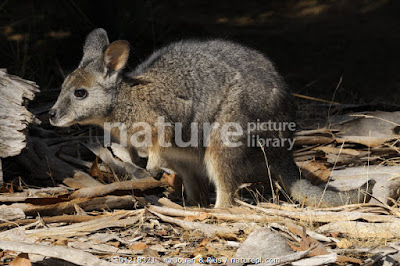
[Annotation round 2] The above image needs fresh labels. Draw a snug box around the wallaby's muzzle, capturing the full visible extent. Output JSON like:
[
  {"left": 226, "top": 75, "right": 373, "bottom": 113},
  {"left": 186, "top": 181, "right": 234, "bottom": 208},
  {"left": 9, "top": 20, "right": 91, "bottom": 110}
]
[
  {"left": 48, "top": 109, "right": 57, "bottom": 120},
  {"left": 48, "top": 108, "right": 59, "bottom": 126},
  {"left": 48, "top": 105, "right": 71, "bottom": 127}
]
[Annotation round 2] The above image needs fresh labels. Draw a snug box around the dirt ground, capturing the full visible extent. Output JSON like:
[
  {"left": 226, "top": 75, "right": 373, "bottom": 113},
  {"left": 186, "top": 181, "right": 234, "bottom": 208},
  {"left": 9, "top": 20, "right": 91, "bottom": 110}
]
[{"left": 1, "top": 0, "right": 400, "bottom": 105}]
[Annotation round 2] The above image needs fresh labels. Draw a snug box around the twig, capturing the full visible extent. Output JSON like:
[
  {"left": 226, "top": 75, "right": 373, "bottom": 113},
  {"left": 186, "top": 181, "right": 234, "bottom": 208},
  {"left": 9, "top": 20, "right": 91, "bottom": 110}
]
[
  {"left": 0, "top": 240, "right": 118, "bottom": 266},
  {"left": 148, "top": 208, "right": 235, "bottom": 237},
  {"left": 292, "top": 93, "right": 340, "bottom": 105},
  {"left": 0, "top": 214, "right": 102, "bottom": 229},
  {"left": 69, "top": 177, "right": 162, "bottom": 199}
]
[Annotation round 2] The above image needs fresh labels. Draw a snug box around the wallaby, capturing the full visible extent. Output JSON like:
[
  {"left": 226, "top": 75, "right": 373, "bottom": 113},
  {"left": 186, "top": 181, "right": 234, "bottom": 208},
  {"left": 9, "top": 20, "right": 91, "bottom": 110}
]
[{"left": 49, "top": 28, "right": 374, "bottom": 208}]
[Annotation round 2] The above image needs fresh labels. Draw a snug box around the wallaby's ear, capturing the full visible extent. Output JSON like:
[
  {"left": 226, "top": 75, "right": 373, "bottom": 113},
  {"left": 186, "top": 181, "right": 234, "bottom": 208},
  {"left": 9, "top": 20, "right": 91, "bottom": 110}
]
[
  {"left": 104, "top": 40, "right": 130, "bottom": 73},
  {"left": 80, "top": 28, "right": 109, "bottom": 66}
]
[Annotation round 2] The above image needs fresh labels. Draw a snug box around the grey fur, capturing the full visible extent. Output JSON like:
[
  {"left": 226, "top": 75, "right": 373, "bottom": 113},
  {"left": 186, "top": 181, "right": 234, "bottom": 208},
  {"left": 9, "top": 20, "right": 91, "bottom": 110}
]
[
  {"left": 79, "top": 28, "right": 109, "bottom": 68},
  {"left": 50, "top": 28, "right": 374, "bottom": 207}
]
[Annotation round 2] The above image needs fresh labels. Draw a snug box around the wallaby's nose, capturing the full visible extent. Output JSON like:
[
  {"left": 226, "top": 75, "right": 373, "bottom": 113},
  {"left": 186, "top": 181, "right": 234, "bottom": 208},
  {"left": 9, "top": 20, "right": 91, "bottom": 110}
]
[{"left": 48, "top": 109, "right": 57, "bottom": 119}]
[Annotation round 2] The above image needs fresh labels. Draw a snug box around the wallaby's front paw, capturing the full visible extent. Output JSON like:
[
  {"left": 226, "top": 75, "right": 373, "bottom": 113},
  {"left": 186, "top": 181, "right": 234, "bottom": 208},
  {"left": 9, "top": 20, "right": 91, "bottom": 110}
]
[
  {"left": 146, "top": 166, "right": 164, "bottom": 179},
  {"left": 214, "top": 193, "right": 235, "bottom": 208}
]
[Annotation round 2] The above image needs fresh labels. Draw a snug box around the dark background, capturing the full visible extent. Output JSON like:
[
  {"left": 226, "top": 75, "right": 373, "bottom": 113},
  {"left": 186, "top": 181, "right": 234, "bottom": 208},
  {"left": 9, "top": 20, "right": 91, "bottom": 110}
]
[{"left": 1, "top": 0, "right": 400, "bottom": 105}]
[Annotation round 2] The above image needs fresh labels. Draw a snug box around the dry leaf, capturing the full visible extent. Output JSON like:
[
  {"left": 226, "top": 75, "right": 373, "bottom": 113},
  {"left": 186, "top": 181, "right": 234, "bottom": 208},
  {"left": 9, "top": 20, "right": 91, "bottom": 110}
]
[
  {"left": 162, "top": 173, "right": 178, "bottom": 187},
  {"left": 336, "top": 136, "right": 390, "bottom": 148},
  {"left": 194, "top": 238, "right": 210, "bottom": 256},
  {"left": 285, "top": 222, "right": 304, "bottom": 237},
  {"left": 297, "top": 159, "right": 331, "bottom": 184},
  {"left": 158, "top": 197, "right": 184, "bottom": 209},
  {"left": 336, "top": 255, "right": 362, "bottom": 264},
  {"left": 54, "top": 238, "right": 68, "bottom": 246},
  {"left": 161, "top": 173, "right": 183, "bottom": 196},
  {"left": 199, "top": 238, "right": 209, "bottom": 247},
  {"left": 336, "top": 238, "right": 352, "bottom": 249},
  {"left": 169, "top": 250, "right": 180, "bottom": 256},
  {"left": 63, "top": 170, "right": 104, "bottom": 189},
  {"left": 74, "top": 204, "right": 87, "bottom": 216},
  {"left": 329, "top": 232, "right": 340, "bottom": 238},
  {"left": 156, "top": 229, "right": 168, "bottom": 236},
  {"left": 90, "top": 157, "right": 105, "bottom": 181},
  {"left": 216, "top": 232, "right": 238, "bottom": 241},
  {"left": 313, "top": 146, "right": 360, "bottom": 156},
  {"left": 286, "top": 222, "right": 329, "bottom": 257},
  {"left": 7, "top": 184, "right": 13, "bottom": 194},
  {"left": 333, "top": 111, "right": 400, "bottom": 140},
  {"left": 295, "top": 136, "right": 334, "bottom": 145},
  {"left": 107, "top": 241, "right": 121, "bottom": 248},
  {"left": 184, "top": 212, "right": 211, "bottom": 222},
  {"left": 131, "top": 242, "right": 148, "bottom": 251},
  {"left": 9, "top": 253, "right": 31, "bottom": 266}
]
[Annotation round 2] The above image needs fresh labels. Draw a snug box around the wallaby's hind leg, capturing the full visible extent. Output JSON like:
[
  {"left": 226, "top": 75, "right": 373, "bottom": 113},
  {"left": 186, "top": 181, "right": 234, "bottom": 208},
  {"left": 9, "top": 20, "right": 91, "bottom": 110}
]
[{"left": 204, "top": 146, "right": 243, "bottom": 208}]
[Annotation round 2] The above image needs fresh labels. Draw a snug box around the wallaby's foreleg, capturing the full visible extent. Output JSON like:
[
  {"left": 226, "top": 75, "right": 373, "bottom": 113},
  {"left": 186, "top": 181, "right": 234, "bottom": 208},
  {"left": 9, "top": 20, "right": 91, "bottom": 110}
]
[
  {"left": 171, "top": 162, "right": 210, "bottom": 206},
  {"left": 146, "top": 147, "right": 166, "bottom": 177},
  {"left": 181, "top": 173, "right": 210, "bottom": 206}
]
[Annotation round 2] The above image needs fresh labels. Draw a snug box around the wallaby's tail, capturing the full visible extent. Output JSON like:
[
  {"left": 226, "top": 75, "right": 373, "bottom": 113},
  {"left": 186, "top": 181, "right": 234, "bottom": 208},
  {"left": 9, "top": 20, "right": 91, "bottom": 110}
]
[
  {"left": 289, "top": 178, "right": 375, "bottom": 207},
  {"left": 275, "top": 157, "right": 375, "bottom": 207}
]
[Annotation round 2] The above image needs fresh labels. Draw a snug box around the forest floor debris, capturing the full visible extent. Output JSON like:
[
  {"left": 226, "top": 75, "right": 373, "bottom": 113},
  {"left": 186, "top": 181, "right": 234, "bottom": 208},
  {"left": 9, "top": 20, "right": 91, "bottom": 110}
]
[{"left": 1, "top": 105, "right": 400, "bottom": 264}]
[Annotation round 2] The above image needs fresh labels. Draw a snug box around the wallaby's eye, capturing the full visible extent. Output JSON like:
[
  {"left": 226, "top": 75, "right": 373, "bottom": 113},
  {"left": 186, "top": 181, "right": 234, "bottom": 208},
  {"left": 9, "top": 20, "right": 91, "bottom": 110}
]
[{"left": 73, "top": 89, "right": 88, "bottom": 99}]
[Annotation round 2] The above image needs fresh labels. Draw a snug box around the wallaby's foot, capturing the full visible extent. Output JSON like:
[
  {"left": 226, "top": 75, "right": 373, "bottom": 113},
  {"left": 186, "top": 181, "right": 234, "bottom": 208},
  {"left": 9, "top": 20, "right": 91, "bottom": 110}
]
[{"left": 214, "top": 190, "right": 235, "bottom": 208}]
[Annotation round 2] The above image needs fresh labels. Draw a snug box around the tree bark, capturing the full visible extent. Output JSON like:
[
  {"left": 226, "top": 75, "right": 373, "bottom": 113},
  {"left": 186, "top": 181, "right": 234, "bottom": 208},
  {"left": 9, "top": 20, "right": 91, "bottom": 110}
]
[{"left": 0, "top": 69, "right": 40, "bottom": 184}]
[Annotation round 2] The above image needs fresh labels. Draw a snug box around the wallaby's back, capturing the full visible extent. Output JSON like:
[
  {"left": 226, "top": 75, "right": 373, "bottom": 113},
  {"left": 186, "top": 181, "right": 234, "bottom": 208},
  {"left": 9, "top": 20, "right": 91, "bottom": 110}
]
[{"left": 132, "top": 39, "right": 290, "bottom": 116}]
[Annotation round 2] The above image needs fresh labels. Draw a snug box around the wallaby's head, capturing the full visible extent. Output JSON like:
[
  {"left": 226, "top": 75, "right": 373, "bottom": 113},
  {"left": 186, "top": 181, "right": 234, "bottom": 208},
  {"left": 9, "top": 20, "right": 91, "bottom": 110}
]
[{"left": 49, "top": 28, "right": 129, "bottom": 127}]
